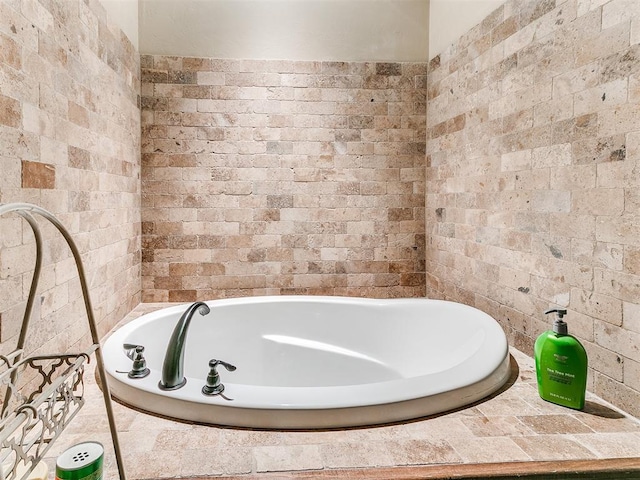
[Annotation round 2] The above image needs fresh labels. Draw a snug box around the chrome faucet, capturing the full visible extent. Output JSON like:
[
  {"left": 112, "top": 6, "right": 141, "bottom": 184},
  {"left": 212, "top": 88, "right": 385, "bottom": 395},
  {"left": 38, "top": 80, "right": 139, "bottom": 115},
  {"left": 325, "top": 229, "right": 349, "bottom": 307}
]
[{"left": 159, "top": 301, "right": 210, "bottom": 390}]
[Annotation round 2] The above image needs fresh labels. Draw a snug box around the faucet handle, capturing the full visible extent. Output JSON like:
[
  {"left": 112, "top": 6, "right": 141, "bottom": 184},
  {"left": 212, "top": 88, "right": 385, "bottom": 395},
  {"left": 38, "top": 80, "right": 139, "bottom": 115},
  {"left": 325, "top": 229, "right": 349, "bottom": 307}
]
[
  {"left": 123, "top": 343, "right": 143, "bottom": 360},
  {"left": 210, "top": 359, "right": 237, "bottom": 372},
  {"left": 202, "top": 359, "right": 236, "bottom": 396},
  {"left": 128, "top": 346, "right": 151, "bottom": 379}
]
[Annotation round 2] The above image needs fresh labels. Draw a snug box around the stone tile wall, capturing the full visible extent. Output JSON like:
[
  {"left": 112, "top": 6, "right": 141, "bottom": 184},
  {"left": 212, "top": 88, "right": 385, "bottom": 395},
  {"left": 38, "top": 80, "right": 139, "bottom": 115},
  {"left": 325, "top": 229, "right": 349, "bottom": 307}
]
[
  {"left": 0, "top": 0, "right": 140, "bottom": 356},
  {"left": 426, "top": 0, "right": 640, "bottom": 416},
  {"left": 140, "top": 56, "right": 426, "bottom": 301}
]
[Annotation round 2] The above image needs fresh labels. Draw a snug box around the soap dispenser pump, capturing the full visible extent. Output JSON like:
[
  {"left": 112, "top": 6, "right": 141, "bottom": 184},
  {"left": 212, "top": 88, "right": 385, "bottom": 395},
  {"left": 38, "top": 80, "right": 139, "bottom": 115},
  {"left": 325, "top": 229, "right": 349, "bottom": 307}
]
[{"left": 534, "top": 308, "right": 588, "bottom": 410}]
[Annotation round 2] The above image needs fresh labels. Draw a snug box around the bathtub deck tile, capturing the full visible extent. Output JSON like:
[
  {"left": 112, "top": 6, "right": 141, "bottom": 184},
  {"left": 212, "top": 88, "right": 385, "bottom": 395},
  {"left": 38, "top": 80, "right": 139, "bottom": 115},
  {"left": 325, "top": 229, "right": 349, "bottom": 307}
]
[
  {"left": 446, "top": 405, "right": 486, "bottom": 418},
  {"left": 41, "top": 303, "right": 640, "bottom": 479},
  {"left": 121, "top": 449, "right": 186, "bottom": 479},
  {"left": 180, "top": 447, "right": 254, "bottom": 476},
  {"left": 572, "top": 403, "right": 640, "bottom": 432},
  {"left": 217, "top": 447, "right": 255, "bottom": 475},
  {"left": 60, "top": 410, "right": 138, "bottom": 435},
  {"left": 386, "top": 438, "right": 462, "bottom": 466},
  {"left": 401, "top": 417, "right": 474, "bottom": 440},
  {"left": 219, "top": 428, "right": 299, "bottom": 447},
  {"left": 511, "top": 435, "right": 598, "bottom": 461},
  {"left": 460, "top": 415, "right": 535, "bottom": 437},
  {"left": 319, "top": 441, "right": 397, "bottom": 469},
  {"left": 254, "top": 445, "right": 324, "bottom": 472},
  {"left": 127, "top": 411, "right": 194, "bottom": 431},
  {"left": 517, "top": 414, "right": 595, "bottom": 434},
  {"left": 572, "top": 432, "right": 640, "bottom": 458},
  {"left": 279, "top": 427, "right": 400, "bottom": 447},
  {"left": 179, "top": 450, "right": 226, "bottom": 478},
  {"left": 522, "top": 390, "right": 590, "bottom": 415},
  {"left": 448, "top": 436, "right": 531, "bottom": 463},
  {"left": 153, "top": 427, "right": 223, "bottom": 450},
  {"left": 475, "top": 394, "right": 543, "bottom": 417}
]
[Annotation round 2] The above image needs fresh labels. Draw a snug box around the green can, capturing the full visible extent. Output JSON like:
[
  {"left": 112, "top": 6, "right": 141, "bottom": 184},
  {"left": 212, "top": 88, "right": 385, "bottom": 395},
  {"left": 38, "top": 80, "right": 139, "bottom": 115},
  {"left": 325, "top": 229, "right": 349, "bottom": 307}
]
[{"left": 55, "top": 442, "right": 103, "bottom": 480}]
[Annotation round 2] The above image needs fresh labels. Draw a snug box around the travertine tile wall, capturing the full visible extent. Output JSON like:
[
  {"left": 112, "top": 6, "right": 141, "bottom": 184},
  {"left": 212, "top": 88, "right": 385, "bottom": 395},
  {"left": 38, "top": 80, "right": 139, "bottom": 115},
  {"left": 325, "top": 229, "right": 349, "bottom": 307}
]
[
  {"left": 426, "top": 0, "right": 640, "bottom": 416},
  {"left": 0, "top": 0, "right": 141, "bottom": 356},
  {"left": 140, "top": 56, "right": 426, "bottom": 301}
]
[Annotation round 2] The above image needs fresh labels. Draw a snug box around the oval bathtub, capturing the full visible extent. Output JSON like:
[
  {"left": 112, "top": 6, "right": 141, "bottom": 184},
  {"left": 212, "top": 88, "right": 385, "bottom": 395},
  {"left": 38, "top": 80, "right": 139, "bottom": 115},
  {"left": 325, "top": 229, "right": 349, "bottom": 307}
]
[{"left": 102, "top": 296, "right": 511, "bottom": 429}]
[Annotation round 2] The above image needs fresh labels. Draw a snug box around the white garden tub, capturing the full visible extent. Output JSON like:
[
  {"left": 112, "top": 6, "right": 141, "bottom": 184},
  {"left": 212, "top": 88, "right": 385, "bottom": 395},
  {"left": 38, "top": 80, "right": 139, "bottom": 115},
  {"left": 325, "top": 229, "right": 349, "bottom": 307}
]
[{"left": 102, "top": 296, "right": 511, "bottom": 429}]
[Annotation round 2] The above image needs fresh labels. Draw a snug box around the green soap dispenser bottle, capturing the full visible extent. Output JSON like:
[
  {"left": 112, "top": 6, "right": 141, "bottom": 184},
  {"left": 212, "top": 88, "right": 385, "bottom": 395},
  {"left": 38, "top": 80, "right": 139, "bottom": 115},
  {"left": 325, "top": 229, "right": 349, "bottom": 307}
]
[{"left": 534, "top": 309, "right": 587, "bottom": 410}]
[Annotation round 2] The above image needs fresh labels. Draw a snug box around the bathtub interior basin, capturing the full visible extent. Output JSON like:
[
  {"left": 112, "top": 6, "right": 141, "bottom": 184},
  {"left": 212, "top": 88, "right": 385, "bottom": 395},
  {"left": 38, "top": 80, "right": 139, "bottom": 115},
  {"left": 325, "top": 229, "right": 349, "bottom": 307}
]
[{"left": 103, "top": 296, "right": 511, "bottom": 429}]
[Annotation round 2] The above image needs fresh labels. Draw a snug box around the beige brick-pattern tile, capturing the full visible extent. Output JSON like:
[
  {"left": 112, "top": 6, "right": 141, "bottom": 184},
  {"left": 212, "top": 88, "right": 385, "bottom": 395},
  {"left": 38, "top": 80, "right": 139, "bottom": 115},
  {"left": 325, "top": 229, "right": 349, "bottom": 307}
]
[
  {"left": 21, "top": 160, "right": 55, "bottom": 189},
  {"left": 141, "top": 57, "right": 426, "bottom": 300},
  {"left": 427, "top": 0, "right": 640, "bottom": 417},
  {"left": 0, "top": 0, "right": 140, "bottom": 357}
]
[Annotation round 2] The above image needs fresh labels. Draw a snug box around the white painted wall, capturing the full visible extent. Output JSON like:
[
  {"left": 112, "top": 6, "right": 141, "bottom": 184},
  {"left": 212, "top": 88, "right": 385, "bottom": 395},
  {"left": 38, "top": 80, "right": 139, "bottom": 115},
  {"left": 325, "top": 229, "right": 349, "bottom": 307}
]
[
  {"left": 102, "top": 0, "right": 139, "bottom": 50},
  {"left": 102, "top": 0, "right": 506, "bottom": 65},
  {"left": 138, "top": 0, "right": 429, "bottom": 62},
  {"left": 429, "top": 0, "right": 505, "bottom": 59}
]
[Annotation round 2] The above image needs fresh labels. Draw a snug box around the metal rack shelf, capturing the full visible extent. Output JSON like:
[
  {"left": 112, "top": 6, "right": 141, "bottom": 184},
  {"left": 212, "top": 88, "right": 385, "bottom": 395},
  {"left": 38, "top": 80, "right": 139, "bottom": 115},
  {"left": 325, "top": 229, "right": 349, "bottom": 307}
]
[{"left": 0, "top": 203, "right": 126, "bottom": 480}]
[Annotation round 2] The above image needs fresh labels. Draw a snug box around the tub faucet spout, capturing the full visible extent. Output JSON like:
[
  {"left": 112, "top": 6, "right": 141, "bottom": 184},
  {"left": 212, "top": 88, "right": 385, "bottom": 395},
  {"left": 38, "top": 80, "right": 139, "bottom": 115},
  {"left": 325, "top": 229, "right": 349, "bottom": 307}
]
[{"left": 159, "top": 301, "right": 210, "bottom": 390}]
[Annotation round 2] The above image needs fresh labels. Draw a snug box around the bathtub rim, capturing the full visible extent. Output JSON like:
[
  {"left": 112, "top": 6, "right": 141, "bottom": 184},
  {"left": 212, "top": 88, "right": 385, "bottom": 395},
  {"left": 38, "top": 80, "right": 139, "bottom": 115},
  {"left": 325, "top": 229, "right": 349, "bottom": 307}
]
[
  {"left": 105, "top": 352, "right": 512, "bottom": 429},
  {"left": 102, "top": 296, "right": 512, "bottom": 429}
]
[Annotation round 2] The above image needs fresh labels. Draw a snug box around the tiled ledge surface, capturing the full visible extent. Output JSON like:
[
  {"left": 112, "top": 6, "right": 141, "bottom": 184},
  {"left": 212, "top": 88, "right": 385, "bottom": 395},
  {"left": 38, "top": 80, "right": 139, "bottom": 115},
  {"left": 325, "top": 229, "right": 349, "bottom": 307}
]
[{"left": 44, "top": 304, "right": 640, "bottom": 479}]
